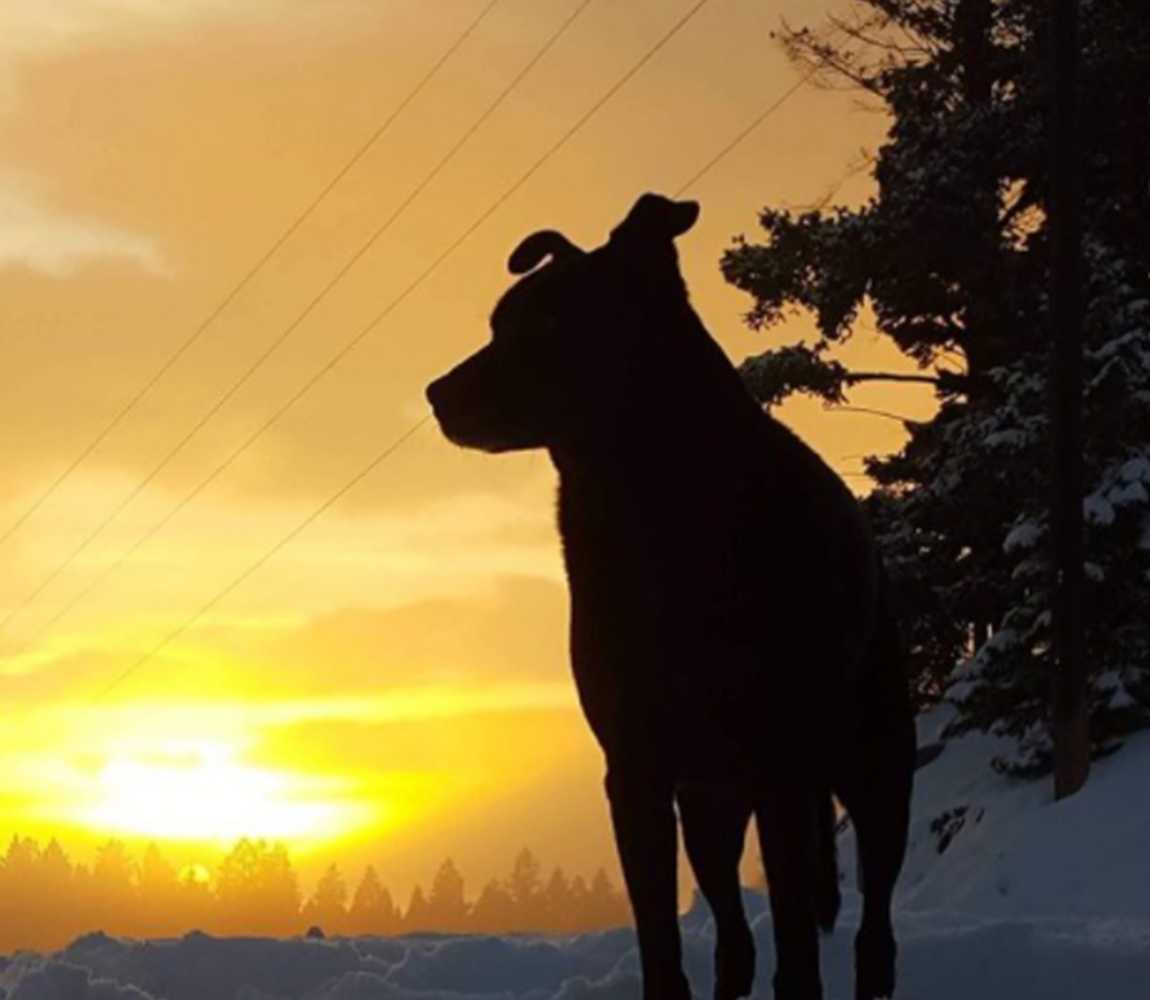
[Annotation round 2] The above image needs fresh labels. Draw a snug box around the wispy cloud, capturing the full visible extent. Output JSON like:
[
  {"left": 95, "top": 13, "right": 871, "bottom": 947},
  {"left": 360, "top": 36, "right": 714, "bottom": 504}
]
[
  {"left": 0, "top": 182, "right": 167, "bottom": 276},
  {"left": 0, "top": 1, "right": 280, "bottom": 54},
  {"left": 0, "top": 2, "right": 300, "bottom": 109}
]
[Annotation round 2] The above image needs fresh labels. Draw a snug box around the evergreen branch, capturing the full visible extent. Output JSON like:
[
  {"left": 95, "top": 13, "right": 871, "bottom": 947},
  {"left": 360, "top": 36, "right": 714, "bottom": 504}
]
[
  {"left": 825, "top": 404, "right": 924, "bottom": 424},
  {"left": 845, "top": 371, "right": 947, "bottom": 387}
]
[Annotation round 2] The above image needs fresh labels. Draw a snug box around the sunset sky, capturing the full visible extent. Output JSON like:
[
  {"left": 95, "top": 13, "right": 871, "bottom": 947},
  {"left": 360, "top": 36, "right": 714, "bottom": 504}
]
[{"left": 0, "top": 0, "right": 935, "bottom": 895}]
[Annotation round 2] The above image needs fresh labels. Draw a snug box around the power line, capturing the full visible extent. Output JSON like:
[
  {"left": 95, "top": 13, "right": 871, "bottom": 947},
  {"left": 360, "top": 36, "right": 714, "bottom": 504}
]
[
  {"left": 94, "top": 416, "right": 433, "bottom": 700},
  {"left": 0, "top": 0, "right": 501, "bottom": 556},
  {"left": 1, "top": 0, "right": 594, "bottom": 634},
  {"left": 88, "top": 25, "right": 816, "bottom": 700},
  {"left": 86, "top": 0, "right": 715, "bottom": 696},
  {"left": 30, "top": 0, "right": 708, "bottom": 641},
  {"left": 675, "top": 69, "right": 814, "bottom": 197}
]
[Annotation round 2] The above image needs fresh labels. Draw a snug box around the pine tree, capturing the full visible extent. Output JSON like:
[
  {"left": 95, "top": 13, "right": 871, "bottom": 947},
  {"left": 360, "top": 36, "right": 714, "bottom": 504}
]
[
  {"left": 39, "top": 838, "right": 72, "bottom": 892},
  {"left": 470, "top": 878, "right": 515, "bottom": 933},
  {"left": 303, "top": 863, "right": 349, "bottom": 935},
  {"left": 214, "top": 838, "right": 300, "bottom": 935},
  {"left": 426, "top": 858, "right": 469, "bottom": 932},
  {"left": 586, "top": 868, "right": 627, "bottom": 929},
  {"left": 0, "top": 837, "right": 63, "bottom": 949},
  {"left": 506, "top": 848, "right": 542, "bottom": 929},
  {"left": 348, "top": 865, "right": 400, "bottom": 935},
  {"left": 721, "top": 0, "right": 1150, "bottom": 772},
  {"left": 0, "top": 835, "right": 40, "bottom": 920},
  {"left": 566, "top": 874, "right": 591, "bottom": 933},
  {"left": 541, "top": 867, "right": 573, "bottom": 933},
  {"left": 90, "top": 839, "right": 138, "bottom": 930},
  {"left": 178, "top": 864, "right": 214, "bottom": 932},
  {"left": 138, "top": 843, "right": 181, "bottom": 936},
  {"left": 404, "top": 884, "right": 432, "bottom": 932}
]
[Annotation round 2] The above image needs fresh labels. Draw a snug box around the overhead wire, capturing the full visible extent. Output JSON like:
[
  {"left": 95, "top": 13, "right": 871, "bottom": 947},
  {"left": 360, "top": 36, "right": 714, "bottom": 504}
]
[
  {"left": 94, "top": 416, "right": 433, "bottom": 700},
  {"left": 674, "top": 69, "right": 814, "bottom": 197},
  {"left": 27, "top": 0, "right": 703, "bottom": 642},
  {"left": 90, "top": 19, "right": 822, "bottom": 700},
  {"left": 1, "top": 0, "right": 596, "bottom": 634},
  {"left": 0, "top": 0, "right": 501, "bottom": 555}
]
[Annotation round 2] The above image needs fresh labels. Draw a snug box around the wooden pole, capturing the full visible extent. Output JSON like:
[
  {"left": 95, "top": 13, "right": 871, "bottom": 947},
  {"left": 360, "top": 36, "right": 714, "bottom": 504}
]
[{"left": 1050, "top": 0, "right": 1089, "bottom": 799}]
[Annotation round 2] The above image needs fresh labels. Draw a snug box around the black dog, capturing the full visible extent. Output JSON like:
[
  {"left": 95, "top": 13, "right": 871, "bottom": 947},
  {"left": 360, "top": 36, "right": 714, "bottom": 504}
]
[{"left": 427, "top": 194, "right": 915, "bottom": 1000}]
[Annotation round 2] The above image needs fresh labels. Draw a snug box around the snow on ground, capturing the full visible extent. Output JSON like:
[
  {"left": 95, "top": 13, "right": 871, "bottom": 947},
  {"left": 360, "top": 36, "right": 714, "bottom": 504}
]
[
  {"left": 858, "top": 707, "right": 1150, "bottom": 922},
  {"left": 3, "top": 709, "right": 1149, "bottom": 999}
]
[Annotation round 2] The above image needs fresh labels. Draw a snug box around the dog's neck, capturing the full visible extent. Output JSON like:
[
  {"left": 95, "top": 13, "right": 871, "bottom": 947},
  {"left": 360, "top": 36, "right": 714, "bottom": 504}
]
[{"left": 550, "top": 306, "right": 762, "bottom": 485}]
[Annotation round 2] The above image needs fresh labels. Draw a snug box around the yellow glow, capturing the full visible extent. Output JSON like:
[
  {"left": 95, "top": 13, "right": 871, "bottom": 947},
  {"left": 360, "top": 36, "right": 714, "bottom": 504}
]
[
  {"left": 79, "top": 741, "right": 361, "bottom": 844},
  {"left": 0, "top": 686, "right": 576, "bottom": 860},
  {"left": 179, "top": 863, "right": 211, "bottom": 885},
  {"left": 0, "top": 0, "right": 930, "bottom": 894}
]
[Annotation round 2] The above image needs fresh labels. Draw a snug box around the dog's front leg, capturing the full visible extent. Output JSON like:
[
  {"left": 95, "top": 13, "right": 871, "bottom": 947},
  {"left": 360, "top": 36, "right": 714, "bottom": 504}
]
[{"left": 605, "top": 761, "right": 691, "bottom": 1000}]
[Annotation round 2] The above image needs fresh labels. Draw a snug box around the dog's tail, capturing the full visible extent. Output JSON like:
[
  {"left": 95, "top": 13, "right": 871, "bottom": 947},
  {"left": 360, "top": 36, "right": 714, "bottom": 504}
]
[{"left": 815, "top": 790, "right": 842, "bottom": 933}]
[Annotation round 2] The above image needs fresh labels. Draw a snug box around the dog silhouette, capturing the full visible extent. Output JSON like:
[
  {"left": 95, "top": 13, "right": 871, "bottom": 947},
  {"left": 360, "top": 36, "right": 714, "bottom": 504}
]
[{"left": 427, "top": 193, "right": 915, "bottom": 1000}]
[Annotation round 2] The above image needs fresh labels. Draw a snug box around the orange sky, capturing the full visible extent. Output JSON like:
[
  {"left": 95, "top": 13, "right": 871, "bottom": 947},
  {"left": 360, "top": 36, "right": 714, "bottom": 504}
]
[{"left": 0, "top": 0, "right": 935, "bottom": 894}]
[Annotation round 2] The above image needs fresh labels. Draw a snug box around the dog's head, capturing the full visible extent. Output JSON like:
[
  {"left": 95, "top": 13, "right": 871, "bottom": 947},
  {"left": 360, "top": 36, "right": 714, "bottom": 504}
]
[{"left": 426, "top": 193, "right": 699, "bottom": 454}]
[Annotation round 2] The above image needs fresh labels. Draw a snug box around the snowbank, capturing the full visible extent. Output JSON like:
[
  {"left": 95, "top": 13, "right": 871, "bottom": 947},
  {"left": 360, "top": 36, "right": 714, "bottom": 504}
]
[
  {"left": 3, "top": 710, "right": 1148, "bottom": 999},
  {"left": 861, "top": 707, "right": 1150, "bottom": 921},
  {"left": 3, "top": 909, "right": 1146, "bottom": 999}
]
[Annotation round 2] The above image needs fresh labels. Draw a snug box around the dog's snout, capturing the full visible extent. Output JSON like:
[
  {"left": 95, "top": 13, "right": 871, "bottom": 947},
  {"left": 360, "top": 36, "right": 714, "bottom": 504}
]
[{"left": 425, "top": 375, "right": 448, "bottom": 411}]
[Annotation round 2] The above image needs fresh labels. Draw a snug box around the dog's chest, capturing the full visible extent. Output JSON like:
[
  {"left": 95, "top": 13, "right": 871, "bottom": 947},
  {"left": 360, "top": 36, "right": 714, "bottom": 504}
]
[{"left": 557, "top": 470, "right": 763, "bottom": 636}]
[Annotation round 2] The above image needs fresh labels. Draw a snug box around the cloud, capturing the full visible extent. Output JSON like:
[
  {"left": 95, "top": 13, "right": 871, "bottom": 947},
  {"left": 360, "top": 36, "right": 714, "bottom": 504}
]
[
  {"left": 0, "top": 2, "right": 317, "bottom": 112},
  {"left": 0, "top": 572, "right": 568, "bottom": 697},
  {"left": 220, "top": 574, "right": 571, "bottom": 696},
  {"left": 0, "top": 183, "right": 166, "bottom": 276},
  {"left": 0, "top": 1, "right": 280, "bottom": 54}
]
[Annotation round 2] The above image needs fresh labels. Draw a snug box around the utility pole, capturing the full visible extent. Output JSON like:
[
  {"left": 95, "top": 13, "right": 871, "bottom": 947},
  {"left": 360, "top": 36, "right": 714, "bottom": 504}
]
[{"left": 1050, "top": 0, "right": 1089, "bottom": 799}]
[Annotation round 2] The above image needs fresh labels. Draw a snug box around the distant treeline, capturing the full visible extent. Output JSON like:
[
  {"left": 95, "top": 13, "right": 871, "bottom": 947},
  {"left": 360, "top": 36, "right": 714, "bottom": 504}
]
[{"left": 0, "top": 835, "right": 631, "bottom": 951}]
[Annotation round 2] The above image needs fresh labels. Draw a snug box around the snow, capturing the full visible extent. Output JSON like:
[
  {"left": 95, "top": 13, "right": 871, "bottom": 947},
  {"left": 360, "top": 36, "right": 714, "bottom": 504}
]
[
  {"left": 1084, "top": 492, "right": 1116, "bottom": 526},
  {"left": 1107, "top": 480, "right": 1148, "bottom": 508},
  {"left": 1119, "top": 456, "right": 1150, "bottom": 484},
  {"left": 982, "top": 428, "right": 1029, "bottom": 451},
  {"left": 856, "top": 708, "right": 1150, "bottom": 922},
  {"left": 1097, "top": 671, "right": 1138, "bottom": 710},
  {"left": 3, "top": 710, "right": 1149, "bottom": 999},
  {"left": 1002, "top": 518, "right": 1042, "bottom": 553}
]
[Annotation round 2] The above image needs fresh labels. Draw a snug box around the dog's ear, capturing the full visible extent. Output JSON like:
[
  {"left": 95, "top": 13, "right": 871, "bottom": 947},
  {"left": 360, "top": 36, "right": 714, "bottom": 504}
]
[
  {"left": 610, "top": 193, "right": 700, "bottom": 245},
  {"left": 508, "top": 230, "right": 584, "bottom": 275}
]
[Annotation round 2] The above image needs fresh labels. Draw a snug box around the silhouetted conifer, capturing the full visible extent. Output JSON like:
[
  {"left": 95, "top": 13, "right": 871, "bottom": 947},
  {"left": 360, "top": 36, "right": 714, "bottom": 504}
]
[
  {"left": 426, "top": 858, "right": 469, "bottom": 932},
  {"left": 0, "top": 836, "right": 634, "bottom": 947},
  {"left": 403, "top": 884, "right": 432, "bottom": 931},
  {"left": 722, "top": 0, "right": 1150, "bottom": 772},
  {"left": 469, "top": 877, "right": 515, "bottom": 933},
  {"left": 302, "top": 863, "right": 348, "bottom": 936},
  {"left": 348, "top": 865, "right": 400, "bottom": 935}
]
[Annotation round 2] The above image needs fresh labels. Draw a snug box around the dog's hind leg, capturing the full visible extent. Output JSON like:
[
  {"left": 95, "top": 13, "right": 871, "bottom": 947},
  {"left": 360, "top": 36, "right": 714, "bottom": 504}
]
[
  {"left": 756, "top": 780, "right": 824, "bottom": 1000},
  {"left": 836, "top": 613, "right": 915, "bottom": 1000},
  {"left": 837, "top": 743, "right": 912, "bottom": 1000},
  {"left": 678, "top": 782, "right": 756, "bottom": 1000}
]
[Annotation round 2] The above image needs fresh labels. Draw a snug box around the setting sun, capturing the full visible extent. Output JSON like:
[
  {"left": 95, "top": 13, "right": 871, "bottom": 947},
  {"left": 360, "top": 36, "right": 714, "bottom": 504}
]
[
  {"left": 80, "top": 742, "right": 363, "bottom": 844},
  {"left": 0, "top": 0, "right": 1145, "bottom": 995},
  {"left": 0, "top": 0, "right": 903, "bottom": 903}
]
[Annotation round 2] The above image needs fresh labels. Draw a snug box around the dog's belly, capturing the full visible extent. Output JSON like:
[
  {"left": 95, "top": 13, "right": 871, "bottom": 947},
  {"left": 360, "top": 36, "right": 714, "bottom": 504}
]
[{"left": 570, "top": 610, "right": 840, "bottom": 782}]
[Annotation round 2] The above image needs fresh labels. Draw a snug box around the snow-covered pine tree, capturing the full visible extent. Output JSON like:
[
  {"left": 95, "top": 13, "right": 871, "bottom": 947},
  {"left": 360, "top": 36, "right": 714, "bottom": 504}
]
[
  {"left": 722, "top": 0, "right": 1150, "bottom": 772},
  {"left": 952, "top": 247, "right": 1150, "bottom": 773}
]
